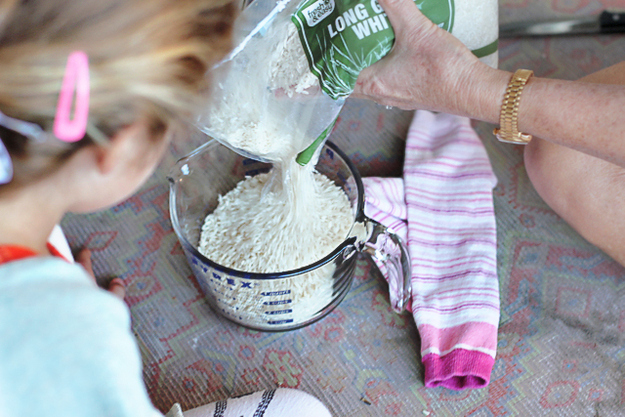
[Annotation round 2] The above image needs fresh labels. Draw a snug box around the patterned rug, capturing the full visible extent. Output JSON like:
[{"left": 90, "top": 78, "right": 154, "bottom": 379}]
[{"left": 62, "top": 0, "right": 625, "bottom": 415}]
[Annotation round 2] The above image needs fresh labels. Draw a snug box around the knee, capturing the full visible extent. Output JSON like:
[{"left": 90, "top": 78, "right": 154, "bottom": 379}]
[
  {"left": 523, "top": 138, "right": 562, "bottom": 209},
  {"left": 523, "top": 139, "right": 625, "bottom": 266},
  {"left": 523, "top": 138, "right": 550, "bottom": 195},
  {"left": 522, "top": 138, "right": 540, "bottom": 175}
]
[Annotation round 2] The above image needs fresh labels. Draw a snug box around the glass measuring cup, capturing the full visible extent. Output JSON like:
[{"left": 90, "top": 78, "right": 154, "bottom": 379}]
[{"left": 168, "top": 139, "right": 410, "bottom": 331}]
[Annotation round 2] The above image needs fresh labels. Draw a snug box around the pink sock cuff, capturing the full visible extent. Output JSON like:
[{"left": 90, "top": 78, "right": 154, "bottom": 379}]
[{"left": 422, "top": 348, "right": 495, "bottom": 390}]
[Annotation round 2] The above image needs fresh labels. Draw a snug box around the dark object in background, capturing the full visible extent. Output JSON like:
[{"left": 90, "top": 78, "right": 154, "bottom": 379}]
[{"left": 500, "top": 10, "right": 625, "bottom": 37}]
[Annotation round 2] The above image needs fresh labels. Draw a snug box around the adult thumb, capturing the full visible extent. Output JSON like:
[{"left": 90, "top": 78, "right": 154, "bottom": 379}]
[{"left": 377, "top": 0, "right": 432, "bottom": 37}]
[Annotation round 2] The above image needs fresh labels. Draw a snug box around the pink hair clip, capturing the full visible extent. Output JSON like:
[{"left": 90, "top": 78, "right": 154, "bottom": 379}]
[{"left": 53, "top": 51, "right": 90, "bottom": 143}]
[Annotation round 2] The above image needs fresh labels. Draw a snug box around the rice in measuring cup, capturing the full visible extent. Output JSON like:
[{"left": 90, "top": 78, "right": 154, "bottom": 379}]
[
  {"left": 198, "top": 164, "right": 352, "bottom": 273},
  {"left": 197, "top": 160, "right": 353, "bottom": 327}
]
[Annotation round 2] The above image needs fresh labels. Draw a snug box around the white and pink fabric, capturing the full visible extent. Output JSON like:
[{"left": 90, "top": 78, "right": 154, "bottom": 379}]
[{"left": 364, "top": 110, "right": 500, "bottom": 390}]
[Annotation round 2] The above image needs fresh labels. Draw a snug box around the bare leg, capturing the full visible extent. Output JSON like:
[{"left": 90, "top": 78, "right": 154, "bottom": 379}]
[{"left": 523, "top": 62, "right": 625, "bottom": 266}]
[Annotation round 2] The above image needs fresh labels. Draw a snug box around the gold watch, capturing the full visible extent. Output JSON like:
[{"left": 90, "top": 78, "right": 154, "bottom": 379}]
[{"left": 493, "top": 69, "right": 534, "bottom": 144}]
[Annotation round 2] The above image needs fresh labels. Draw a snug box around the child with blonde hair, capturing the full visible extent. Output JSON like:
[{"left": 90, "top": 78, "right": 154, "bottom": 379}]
[{"left": 0, "top": 0, "right": 331, "bottom": 415}]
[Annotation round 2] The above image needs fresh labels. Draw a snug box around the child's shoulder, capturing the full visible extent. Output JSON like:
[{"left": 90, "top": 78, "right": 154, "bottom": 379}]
[
  {"left": 0, "top": 256, "right": 129, "bottom": 331},
  {"left": 0, "top": 257, "right": 158, "bottom": 417},
  {"left": 1, "top": 256, "right": 97, "bottom": 294}
]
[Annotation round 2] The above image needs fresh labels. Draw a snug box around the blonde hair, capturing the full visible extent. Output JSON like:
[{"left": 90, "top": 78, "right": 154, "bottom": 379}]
[{"left": 0, "top": 0, "right": 235, "bottom": 183}]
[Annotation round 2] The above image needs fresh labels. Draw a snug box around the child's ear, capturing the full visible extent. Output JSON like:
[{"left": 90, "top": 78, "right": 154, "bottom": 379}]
[{"left": 95, "top": 120, "right": 149, "bottom": 175}]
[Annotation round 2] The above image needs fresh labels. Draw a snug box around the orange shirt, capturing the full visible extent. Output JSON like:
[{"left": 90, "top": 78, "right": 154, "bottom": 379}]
[{"left": 0, "top": 243, "right": 68, "bottom": 264}]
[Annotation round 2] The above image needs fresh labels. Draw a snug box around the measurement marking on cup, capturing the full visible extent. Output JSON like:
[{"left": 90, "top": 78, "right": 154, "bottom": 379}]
[
  {"left": 263, "top": 299, "right": 292, "bottom": 306},
  {"left": 268, "top": 319, "right": 294, "bottom": 325},
  {"left": 265, "top": 309, "right": 293, "bottom": 315},
  {"left": 261, "top": 290, "right": 291, "bottom": 296}
]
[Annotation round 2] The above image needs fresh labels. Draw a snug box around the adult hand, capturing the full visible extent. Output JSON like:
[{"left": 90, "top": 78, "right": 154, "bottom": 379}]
[{"left": 353, "top": 0, "right": 503, "bottom": 117}]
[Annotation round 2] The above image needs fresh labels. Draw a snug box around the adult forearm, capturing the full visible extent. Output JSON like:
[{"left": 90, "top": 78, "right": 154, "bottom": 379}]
[
  {"left": 520, "top": 77, "right": 625, "bottom": 165},
  {"left": 472, "top": 63, "right": 625, "bottom": 166}
]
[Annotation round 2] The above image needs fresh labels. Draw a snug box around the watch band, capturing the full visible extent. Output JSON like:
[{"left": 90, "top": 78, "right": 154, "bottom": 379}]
[{"left": 493, "top": 69, "right": 534, "bottom": 144}]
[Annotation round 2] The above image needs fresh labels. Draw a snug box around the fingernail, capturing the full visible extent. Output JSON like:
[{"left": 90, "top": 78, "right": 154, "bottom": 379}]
[{"left": 110, "top": 278, "right": 124, "bottom": 287}]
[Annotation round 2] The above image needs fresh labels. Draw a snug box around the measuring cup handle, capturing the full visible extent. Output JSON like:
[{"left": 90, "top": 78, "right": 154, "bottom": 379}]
[{"left": 361, "top": 218, "right": 412, "bottom": 313}]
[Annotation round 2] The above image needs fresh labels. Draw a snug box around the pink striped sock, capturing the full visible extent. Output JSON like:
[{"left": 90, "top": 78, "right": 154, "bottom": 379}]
[{"left": 363, "top": 110, "right": 499, "bottom": 390}]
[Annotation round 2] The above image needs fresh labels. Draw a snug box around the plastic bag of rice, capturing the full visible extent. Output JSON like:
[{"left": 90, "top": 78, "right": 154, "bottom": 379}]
[{"left": 198, "top": 0, "right": 498, "bottom": 165}]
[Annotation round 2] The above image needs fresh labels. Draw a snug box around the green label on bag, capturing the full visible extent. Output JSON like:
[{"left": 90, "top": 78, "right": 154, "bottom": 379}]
[{"left": 292, "top": 0, "right": 454, "bottom": 100}]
